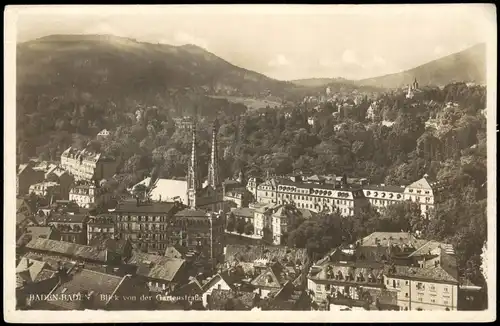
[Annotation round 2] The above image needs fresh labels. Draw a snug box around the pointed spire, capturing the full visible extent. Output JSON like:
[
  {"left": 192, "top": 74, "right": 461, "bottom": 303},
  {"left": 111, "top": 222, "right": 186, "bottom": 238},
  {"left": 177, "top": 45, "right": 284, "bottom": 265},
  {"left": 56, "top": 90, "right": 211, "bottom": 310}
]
[
  {"left": 187, "top": 119, "right": 200, "bottom": 209},
  {"left": 207, "top": 119, "right": 220, "bottom": 188}
]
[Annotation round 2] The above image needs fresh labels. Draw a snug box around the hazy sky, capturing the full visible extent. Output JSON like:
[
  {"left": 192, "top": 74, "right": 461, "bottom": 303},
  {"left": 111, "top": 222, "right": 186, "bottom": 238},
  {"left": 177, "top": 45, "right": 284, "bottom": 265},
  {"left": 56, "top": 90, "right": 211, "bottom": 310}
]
[{"left": 12, "top": 4, "right": 493, "bottom": 81}]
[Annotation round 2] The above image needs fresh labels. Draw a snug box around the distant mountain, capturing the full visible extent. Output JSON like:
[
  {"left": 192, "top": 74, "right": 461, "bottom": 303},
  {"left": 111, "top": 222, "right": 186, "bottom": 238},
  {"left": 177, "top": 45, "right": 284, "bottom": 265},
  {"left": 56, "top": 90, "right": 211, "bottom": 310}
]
[
  {"left": 356, "top": 43, "right": 486, "bottom": 89},
  {"left": 290, "top": 77, "right": 354, "bottom": 88},
  {"left": 16, "top": 34, "right": 299, "bottom": 109}
]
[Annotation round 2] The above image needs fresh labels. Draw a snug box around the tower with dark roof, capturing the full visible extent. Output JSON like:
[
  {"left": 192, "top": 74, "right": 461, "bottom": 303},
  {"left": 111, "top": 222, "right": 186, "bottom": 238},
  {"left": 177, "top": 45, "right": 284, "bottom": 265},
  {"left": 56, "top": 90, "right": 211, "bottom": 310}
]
[
  {"left": 187, "top": 120, "right": 200, "bottom": 209},
  {"left": 207, "top": 119, "right": 220, "bottom": 189}
]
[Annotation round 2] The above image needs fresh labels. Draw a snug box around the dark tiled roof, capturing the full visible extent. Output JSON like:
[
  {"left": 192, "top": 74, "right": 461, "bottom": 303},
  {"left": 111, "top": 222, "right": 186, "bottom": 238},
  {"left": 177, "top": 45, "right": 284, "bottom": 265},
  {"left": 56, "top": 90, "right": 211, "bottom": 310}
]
[
  {"left": 202, "top": 271, "right": 238, "bottom": 292},
  {"left": 48, "top": 213, "right": 89, "bottom": 223},
  {"left": 127, "top": 252, "right": 185, "bottom": 282},
  {"left": 208, "top": 289, "right": 257, "bottom": 310},
  {"left": 363, "top": 185, "right": 406, "bottom": 193},
  {"left": 385, "top": 265, "right": 458, "bottom": 284},
  {"left": 174, "top": 208, "right": 220, "bottom": 219},
  {"left": 48, "top": 269, "right": 127, "bottom": 310},
  {"left": 225, "top": 245, "right": 308, "bottom": 265},
  {"left": 26, "top": 238, "right": 108, "bottom": 262},
  {"left": 114, "top": 200, "right": 177, "bottom": 214},
  {"left": 88, "top": 237, "right": 131, "bottom": 256},
  {"left": 16, "top": 226, "right": 57, "bottom": 247},
  {"left": 311, "top": 261, "right": 386, "bottom": 286}
]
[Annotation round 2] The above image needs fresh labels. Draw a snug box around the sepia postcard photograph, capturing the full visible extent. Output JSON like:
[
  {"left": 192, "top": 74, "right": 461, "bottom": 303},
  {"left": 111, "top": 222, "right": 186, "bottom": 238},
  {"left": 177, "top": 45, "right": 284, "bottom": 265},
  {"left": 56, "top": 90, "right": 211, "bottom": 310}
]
[{"left": 4, "top": 4, "right": 497, "bottom": 323}]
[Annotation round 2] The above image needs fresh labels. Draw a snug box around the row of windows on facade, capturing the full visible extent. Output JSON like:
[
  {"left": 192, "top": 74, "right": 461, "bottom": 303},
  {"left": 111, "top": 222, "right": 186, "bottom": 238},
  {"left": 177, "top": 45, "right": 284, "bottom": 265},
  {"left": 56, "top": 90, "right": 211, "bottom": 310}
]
[
  {"left": 264, "top": 192, "right": 354, "bottom": 204},
  {"left": 115, "top": 215, "right": 214, "bottom": 225},
  {"left": 387, "top": 279, "right": 450, "bottom": 293},
  {"left": 114, "top": 223, "right": 224, "bottom": 233},
  {"left": 316, "top": 283, "right": 451, "bottom": 306},
  {"left": 136, "top": 240, "right": 204, "bottom": 250}
]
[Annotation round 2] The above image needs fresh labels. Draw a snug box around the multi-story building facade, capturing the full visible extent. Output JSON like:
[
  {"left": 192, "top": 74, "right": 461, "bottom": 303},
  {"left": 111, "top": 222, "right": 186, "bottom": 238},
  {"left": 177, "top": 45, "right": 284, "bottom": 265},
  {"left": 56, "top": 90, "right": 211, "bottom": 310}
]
[
  {"left": 46, "top": 212, "right": 89, "bottom": 245},
  {"left": 44, "top": 165, "right": 74, "bottom": 200},
  {"left": 307, "top": 232, "right": 460, "bottom": 311},
  {"left": 102, "top": 200, "right": 183, "bottom": 252},
  {"left": 250, "top": 174, "right": 444, "bottom": 219},
  {"left": 87, "top": 215, "right": 116, "bottom": 244},
  {"left": 29, "top": 181, "right": 61, "bottom": 200},
  {"left": 362, "top": 185, "right": 406, "bottom": 214},
  {"left": 60, "top": 146, "right": 119, "bottom": 182},
  {"left": 252, "top": 176, "right": 369, "bottom": 217},
  {"left": 17, "top": 164, "right": 45, "bottom": 196},
  {"left": 69, "top": 184, "right": 109, "bottom": 209},
  {"left": 403, "top": 174, "right": 446, "bottom": 218}
]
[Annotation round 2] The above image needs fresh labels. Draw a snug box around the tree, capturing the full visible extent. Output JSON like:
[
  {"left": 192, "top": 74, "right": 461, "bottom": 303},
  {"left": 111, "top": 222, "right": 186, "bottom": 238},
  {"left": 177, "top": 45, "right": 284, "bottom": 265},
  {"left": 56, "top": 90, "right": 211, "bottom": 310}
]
[
  {"left": 244, "top": 221, "right": 254, "bottom": 235},
  {"left": 226, "top": 214, "right": 235, "bottom": 232},
  {"left": 133, "top": 183, "right": 148, "bottom": 201},
  {"left": 236, "top": 218, "right": 246, "bottom": 235}
]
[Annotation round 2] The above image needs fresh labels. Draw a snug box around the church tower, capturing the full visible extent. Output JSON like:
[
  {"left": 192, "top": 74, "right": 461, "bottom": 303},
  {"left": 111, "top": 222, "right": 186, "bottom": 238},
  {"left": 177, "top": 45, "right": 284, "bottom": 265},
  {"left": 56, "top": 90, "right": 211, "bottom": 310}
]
[
  {"left": 187, "top": 121, "right": 200, "bottom": 209},
  {"left": 207, "top": 119, "right": 220, "bottom": 189}
]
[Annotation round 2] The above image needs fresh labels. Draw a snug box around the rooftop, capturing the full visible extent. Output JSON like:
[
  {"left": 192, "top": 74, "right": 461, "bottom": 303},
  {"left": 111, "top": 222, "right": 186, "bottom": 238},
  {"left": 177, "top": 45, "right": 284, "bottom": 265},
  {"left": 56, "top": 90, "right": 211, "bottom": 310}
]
[
  {"left": 47, "top": 269, "right": 128, "bottom": 310},
  {"left": 230, "top": 207, "right": 255, "bottom": 219},
  {"left": 225, "top": 244, "right": 307, "bottom": 265},
  {"left": 113, "top": 200, "right": 178, "bottom": 214},
  {"left": 16, "top": 226, "right": 57, "bottom": 247},
  {"left": 16, "top": 257, "right": 56, "bottom": 286},
  {"left": 48, "top": 213, "right": 89, "bottom": 224},
  {"left": 386, "top": 265, "right": 458, "bottom": 284},
  {"left": 359, "top": 232, "right": 428, "bottom": 248},
  {"left": 363, "top": 185, "right": 406, "bottom": 193},
  {"left": 127, "top": 251, "right": 185, "bottom": 282},
  {"left": 25, "top": 238, "right": 109, "bottom": 263}
]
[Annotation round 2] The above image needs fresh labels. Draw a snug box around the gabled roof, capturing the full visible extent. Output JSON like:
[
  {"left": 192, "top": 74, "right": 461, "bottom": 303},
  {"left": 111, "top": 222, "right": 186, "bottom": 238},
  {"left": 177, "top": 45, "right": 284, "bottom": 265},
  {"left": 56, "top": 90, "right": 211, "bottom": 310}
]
[
  {"left": 408, "top": 240, "right": 454, "bottom": 257},
  {"left": 406, "top": 175, "right": 438, "bottom": 190},
  {"left": 16, "top": 257, "right": 54, "bottom": 286},
  {"left": 202, "top": 271, "right": 237, "bottom": 292},
  {"left": 164, "top": 245, "right": 188, "bottom": 259},
  {"left": 171, "top": 278, "right": 203, "bottom": 296},
  {"left": 251, "top": 262, "right": 289, "bottom": 289},
  {"left": 127, "top": 252, "right": 185, "bottom": 282}
]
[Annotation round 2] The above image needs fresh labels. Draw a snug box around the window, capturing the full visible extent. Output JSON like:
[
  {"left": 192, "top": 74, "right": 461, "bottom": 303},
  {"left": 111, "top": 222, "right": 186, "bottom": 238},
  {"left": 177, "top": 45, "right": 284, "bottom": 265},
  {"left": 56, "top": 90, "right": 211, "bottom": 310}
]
[
  {"left": 217, "top": 284, "right": 221, "bottom": 290},
  {"left": 316, "top": 284, "right": 322, "bottom": 292}
]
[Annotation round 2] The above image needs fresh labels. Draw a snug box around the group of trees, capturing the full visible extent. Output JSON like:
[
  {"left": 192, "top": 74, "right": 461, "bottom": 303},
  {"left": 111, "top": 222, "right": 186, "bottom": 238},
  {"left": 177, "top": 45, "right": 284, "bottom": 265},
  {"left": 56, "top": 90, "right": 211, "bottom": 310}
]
[
  {"left": 226, "top": 213, "right": 254, "bottom": 236},
  {"left": 18, "top": 78, "right": 488, "bottom": 295}
]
